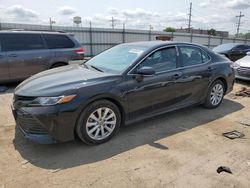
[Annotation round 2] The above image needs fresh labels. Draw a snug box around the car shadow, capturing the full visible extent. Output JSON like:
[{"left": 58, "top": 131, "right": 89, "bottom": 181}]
[{"left": 13, "top": 99, "right": 244, "bottom": 170}]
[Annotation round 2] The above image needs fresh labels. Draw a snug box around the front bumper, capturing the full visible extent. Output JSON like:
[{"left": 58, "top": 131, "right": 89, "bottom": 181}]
[
  {"left": 12, "top": 102, "right": 79, "bottom": 144},
  {"left": 235, "top": 67, "right": 250, "bottom": 81}
]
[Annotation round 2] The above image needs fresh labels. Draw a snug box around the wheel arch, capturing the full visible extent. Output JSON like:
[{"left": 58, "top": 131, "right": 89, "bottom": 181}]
[
  {"left": 49, "top": 62, "right": 68, "bottom": 69},
  {"left": 210, "top": 76, "right": 228, "bottom": 93}
]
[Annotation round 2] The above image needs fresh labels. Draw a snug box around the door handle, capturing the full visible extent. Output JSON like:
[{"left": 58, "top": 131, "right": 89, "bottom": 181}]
[
  {"left": 8, "top": 54, "right": 17, "bottom": 57},
  {"left": 208, "top": 67, "right": 214, "bottom": 71}
]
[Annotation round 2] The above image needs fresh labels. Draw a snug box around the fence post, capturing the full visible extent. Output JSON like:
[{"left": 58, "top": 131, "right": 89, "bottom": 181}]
[
  {"left": 220, "top": 36, "right": 223, "bottom": 44},
  {"left": 149, "top": 29, "right": 151, "bottom": 41},
  {"left": 190, "top": 30, "right": 193, "bottom": 43},
  {"left": 122, "top": 22, "right": 125, "bottom": 43},
  {"left": 245, "top": 35, "right": 247, "bottom": 44},
  {"left": 171, "top": 32, "right": 174, "bottom": 41},
  {"left": 233, "top": 37, "right": 236, "bottom": 43},
  {"left": 89, "top": 21, "right": 93, "bottom": 57},
  {"left": 208, "top": 35, "right": 211, "bottom": 48}
]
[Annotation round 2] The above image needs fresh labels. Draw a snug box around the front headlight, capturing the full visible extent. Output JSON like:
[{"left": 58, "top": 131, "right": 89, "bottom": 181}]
[
  {"left": 232, "top": 62, "right": 240, "bottom": 69},
  {"left": 30, "top": 95, "right": 76, "bottom": 106}
]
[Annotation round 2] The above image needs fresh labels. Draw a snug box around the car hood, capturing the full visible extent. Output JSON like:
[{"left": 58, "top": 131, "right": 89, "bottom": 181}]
[
  {"left": 15, "top": 65, "right": 113, "bottom": 97},
  {"left": 235, "top": 56, "right": 250, "bottom": 67}
]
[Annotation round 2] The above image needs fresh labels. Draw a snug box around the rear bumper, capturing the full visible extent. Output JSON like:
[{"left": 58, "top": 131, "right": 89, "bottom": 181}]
[{"left": 225, "top": 71, "right": 235, "bottom": 95}]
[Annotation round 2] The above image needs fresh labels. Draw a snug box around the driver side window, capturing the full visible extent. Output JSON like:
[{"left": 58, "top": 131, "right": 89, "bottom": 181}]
[{"left": 137, "top": 47, "right": 177, "bottom": 73}]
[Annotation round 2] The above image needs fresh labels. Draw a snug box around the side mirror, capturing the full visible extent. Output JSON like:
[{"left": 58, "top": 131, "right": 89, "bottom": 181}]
[
  {"left": 136, "top": 66, "right": 155, "bottom": 75},
  {"left": 247, "top": 51, "right": 250, "bottom": 56}
]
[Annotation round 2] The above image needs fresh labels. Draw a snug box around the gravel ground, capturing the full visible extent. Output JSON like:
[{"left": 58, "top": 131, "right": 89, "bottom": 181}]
[{"left": 0, "top": 80, "right": 250, "bottom": 188}]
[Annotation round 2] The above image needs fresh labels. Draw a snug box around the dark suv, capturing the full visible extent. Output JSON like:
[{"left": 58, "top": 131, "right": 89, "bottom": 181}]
[
  {"left": 213, "top": 43, "right": 250, "bottom": 62},
  {"left": 0, "top": 30, "right": 84, "bottom": 83}
]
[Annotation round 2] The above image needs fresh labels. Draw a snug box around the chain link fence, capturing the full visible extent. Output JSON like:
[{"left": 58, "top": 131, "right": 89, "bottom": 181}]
[{"left": 1, "top": 22, "right": 250, "bottom": 57}]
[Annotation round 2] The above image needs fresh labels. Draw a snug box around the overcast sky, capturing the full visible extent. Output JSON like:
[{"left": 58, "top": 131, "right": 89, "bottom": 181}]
[{"left": 0, "top": 0, "right": 249, "bottom": 34}]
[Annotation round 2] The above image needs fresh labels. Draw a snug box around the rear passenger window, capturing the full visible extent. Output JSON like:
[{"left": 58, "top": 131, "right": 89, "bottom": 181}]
[
  {"left": 43, "top": 34, "right": 74, "bottom": 49},
  {"left": 179, "top": 46, "right": 204, "bottom": 67},
  {"left": 2, "top": 34, "right": 45, "bottom": 51},
  {"left": 201, "top": 50, "right": 210, "bottom": 63}
]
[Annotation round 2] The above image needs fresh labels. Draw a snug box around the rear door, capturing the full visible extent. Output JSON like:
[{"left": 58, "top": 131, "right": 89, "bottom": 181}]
[
  {"left": 0, "top": 34, "right": 10, "bottom": 82},
  {"left": 43, "top": 34, "right": 80, "bottom": 62},
  {"left": 1, "top": 33, "right": 52, "bottom": 80},
  {"left": 177, "top": 45, "right": 212, "bottom": 103}
]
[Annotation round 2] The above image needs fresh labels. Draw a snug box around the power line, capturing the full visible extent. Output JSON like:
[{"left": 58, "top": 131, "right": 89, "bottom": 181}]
[
  {"left": 236, "top": 11, "right": 244, "bottom": 37},
  {"left": 188, "top": 2, "right": 192, "bottom": 33}
]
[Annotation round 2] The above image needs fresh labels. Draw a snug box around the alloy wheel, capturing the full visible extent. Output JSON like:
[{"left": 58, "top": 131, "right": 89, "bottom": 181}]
[
  {"left": 210, "top": 83, "right": 224, "bottom": 106},
  {"left": 86, "top": 107, "right": 117, "bottom": 140}
]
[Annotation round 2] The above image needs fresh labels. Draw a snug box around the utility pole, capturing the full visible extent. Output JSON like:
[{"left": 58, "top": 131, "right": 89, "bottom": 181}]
[
  {"left": 236, "top": 11, "right": 244, "bottom": 38},
  {"left": 110, "top": 17, "right": 116, "bottom": 30},
  {"left": 188, "top": 2, "right": 192, "bottom": 33}
]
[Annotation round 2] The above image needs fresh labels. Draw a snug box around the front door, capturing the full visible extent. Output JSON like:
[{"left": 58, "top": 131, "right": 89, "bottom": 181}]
[{"left": 125, "top": 46, "right": 186, "bottom": 120}]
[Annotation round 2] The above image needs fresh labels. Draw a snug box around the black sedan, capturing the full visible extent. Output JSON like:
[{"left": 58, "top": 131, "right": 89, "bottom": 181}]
[
  {"left": 12, "top": 41, "right": 235, "bottom": 145},
  {"left": 213, "top": 43, "right": 250, "bottom": 62}
]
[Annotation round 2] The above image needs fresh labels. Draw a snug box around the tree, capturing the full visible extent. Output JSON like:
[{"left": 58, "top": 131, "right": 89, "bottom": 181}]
[
  {"left": 164, "top": 27, "right": 176, "bottom": 32},
  {"left": 235, "top": 32, "right": 250, "bottom": 39},
  {"left": 208, "top": 28, "right": 216, "bottom": 36}
]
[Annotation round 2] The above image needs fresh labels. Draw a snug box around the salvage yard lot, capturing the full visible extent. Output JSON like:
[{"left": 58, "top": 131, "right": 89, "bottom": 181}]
[{"left": 1, "top": 81, "right": 250, "bottom": 188}]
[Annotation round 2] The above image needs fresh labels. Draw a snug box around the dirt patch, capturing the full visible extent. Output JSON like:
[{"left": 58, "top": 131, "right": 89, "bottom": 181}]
[{"left": 1, "top": 81, "right": 250, "bottom": 187}]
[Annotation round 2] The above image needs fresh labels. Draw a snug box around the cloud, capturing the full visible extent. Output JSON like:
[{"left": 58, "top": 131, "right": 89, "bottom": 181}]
[
  {"left": 6, "top": 5, "right": 38, "bottom": 19},
  {"left": 58, "top": 6, "right": 75, "bottom": 15},
  {"left": 227, "top": 0, "right": 250, "bottom": 9}
]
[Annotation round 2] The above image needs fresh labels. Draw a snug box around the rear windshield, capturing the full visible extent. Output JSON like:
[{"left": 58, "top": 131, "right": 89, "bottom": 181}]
[
  {"left": 1, "top": 33, "right": 45, "bottom": 51},
  {"left": 213, "top": 43, "right": 238, "bottom": 52},
  {"left": 43, "top": 34, "right": 75, "bottom": 49}
]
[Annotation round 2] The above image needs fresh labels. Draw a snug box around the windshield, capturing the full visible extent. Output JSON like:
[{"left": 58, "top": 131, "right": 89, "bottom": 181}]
[
  {"left": 85, "top": 44, "right": 148, "bottom": 74},
  {"left": 213, "top": 43, "right": 239, "bottom": 52}
]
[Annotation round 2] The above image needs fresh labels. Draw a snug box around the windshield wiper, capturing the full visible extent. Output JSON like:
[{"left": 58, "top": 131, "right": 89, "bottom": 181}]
[{"left": 89, "top": 65, "right": 104, "bottom": 72}]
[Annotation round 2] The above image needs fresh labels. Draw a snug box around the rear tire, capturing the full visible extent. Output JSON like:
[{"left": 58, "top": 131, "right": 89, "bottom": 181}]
[
  {"left": 203, "top": 80, "right": 225, "bottom": 109},
  {"left": 76, "top": 100, "right": 121, "bottom": 145}
]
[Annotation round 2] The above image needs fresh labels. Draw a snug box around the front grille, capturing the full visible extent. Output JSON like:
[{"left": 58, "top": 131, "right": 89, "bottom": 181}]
[
  {"left": 237, "top": 67, "right": 250, "bottom": 77},
  {"left": 13, "top": 95, "right": 36, "bottom": 108},
  {"left": 17, "top": 112, "right": 48, "bottom": 134},
  {"left": 14, "top": 95, "right": 36, "bottom": 101}
]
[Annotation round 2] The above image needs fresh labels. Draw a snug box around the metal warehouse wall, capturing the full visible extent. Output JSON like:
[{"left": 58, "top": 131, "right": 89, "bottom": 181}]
[{"left": 1, "top": 22, "right": 250, "bottom": 56}]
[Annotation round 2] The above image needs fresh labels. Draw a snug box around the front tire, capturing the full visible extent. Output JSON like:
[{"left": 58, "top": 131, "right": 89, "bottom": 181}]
[
  {"left": 203, "top": 80, "right": 225, "bottom": 109},
  {"left": 76, "top": 100, "right": 121, "bottom": 145}
]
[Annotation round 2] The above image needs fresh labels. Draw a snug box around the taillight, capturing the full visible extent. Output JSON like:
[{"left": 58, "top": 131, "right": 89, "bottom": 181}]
[{"left": 74, "top": 48, "right": 85, "bottom": 54}]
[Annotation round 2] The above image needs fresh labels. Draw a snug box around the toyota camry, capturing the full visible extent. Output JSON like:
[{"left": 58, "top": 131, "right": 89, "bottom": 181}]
[{"left": 12, "top": 41, "right": 235, "bottom": 145}]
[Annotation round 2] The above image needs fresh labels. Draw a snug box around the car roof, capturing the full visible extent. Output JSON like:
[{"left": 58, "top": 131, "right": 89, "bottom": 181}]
[
  {"left": 0, "top": 30, "right": 68, "bottom": 35},
  {"left": 123, "top": 41, "right": 205, "bottom": 47}
]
